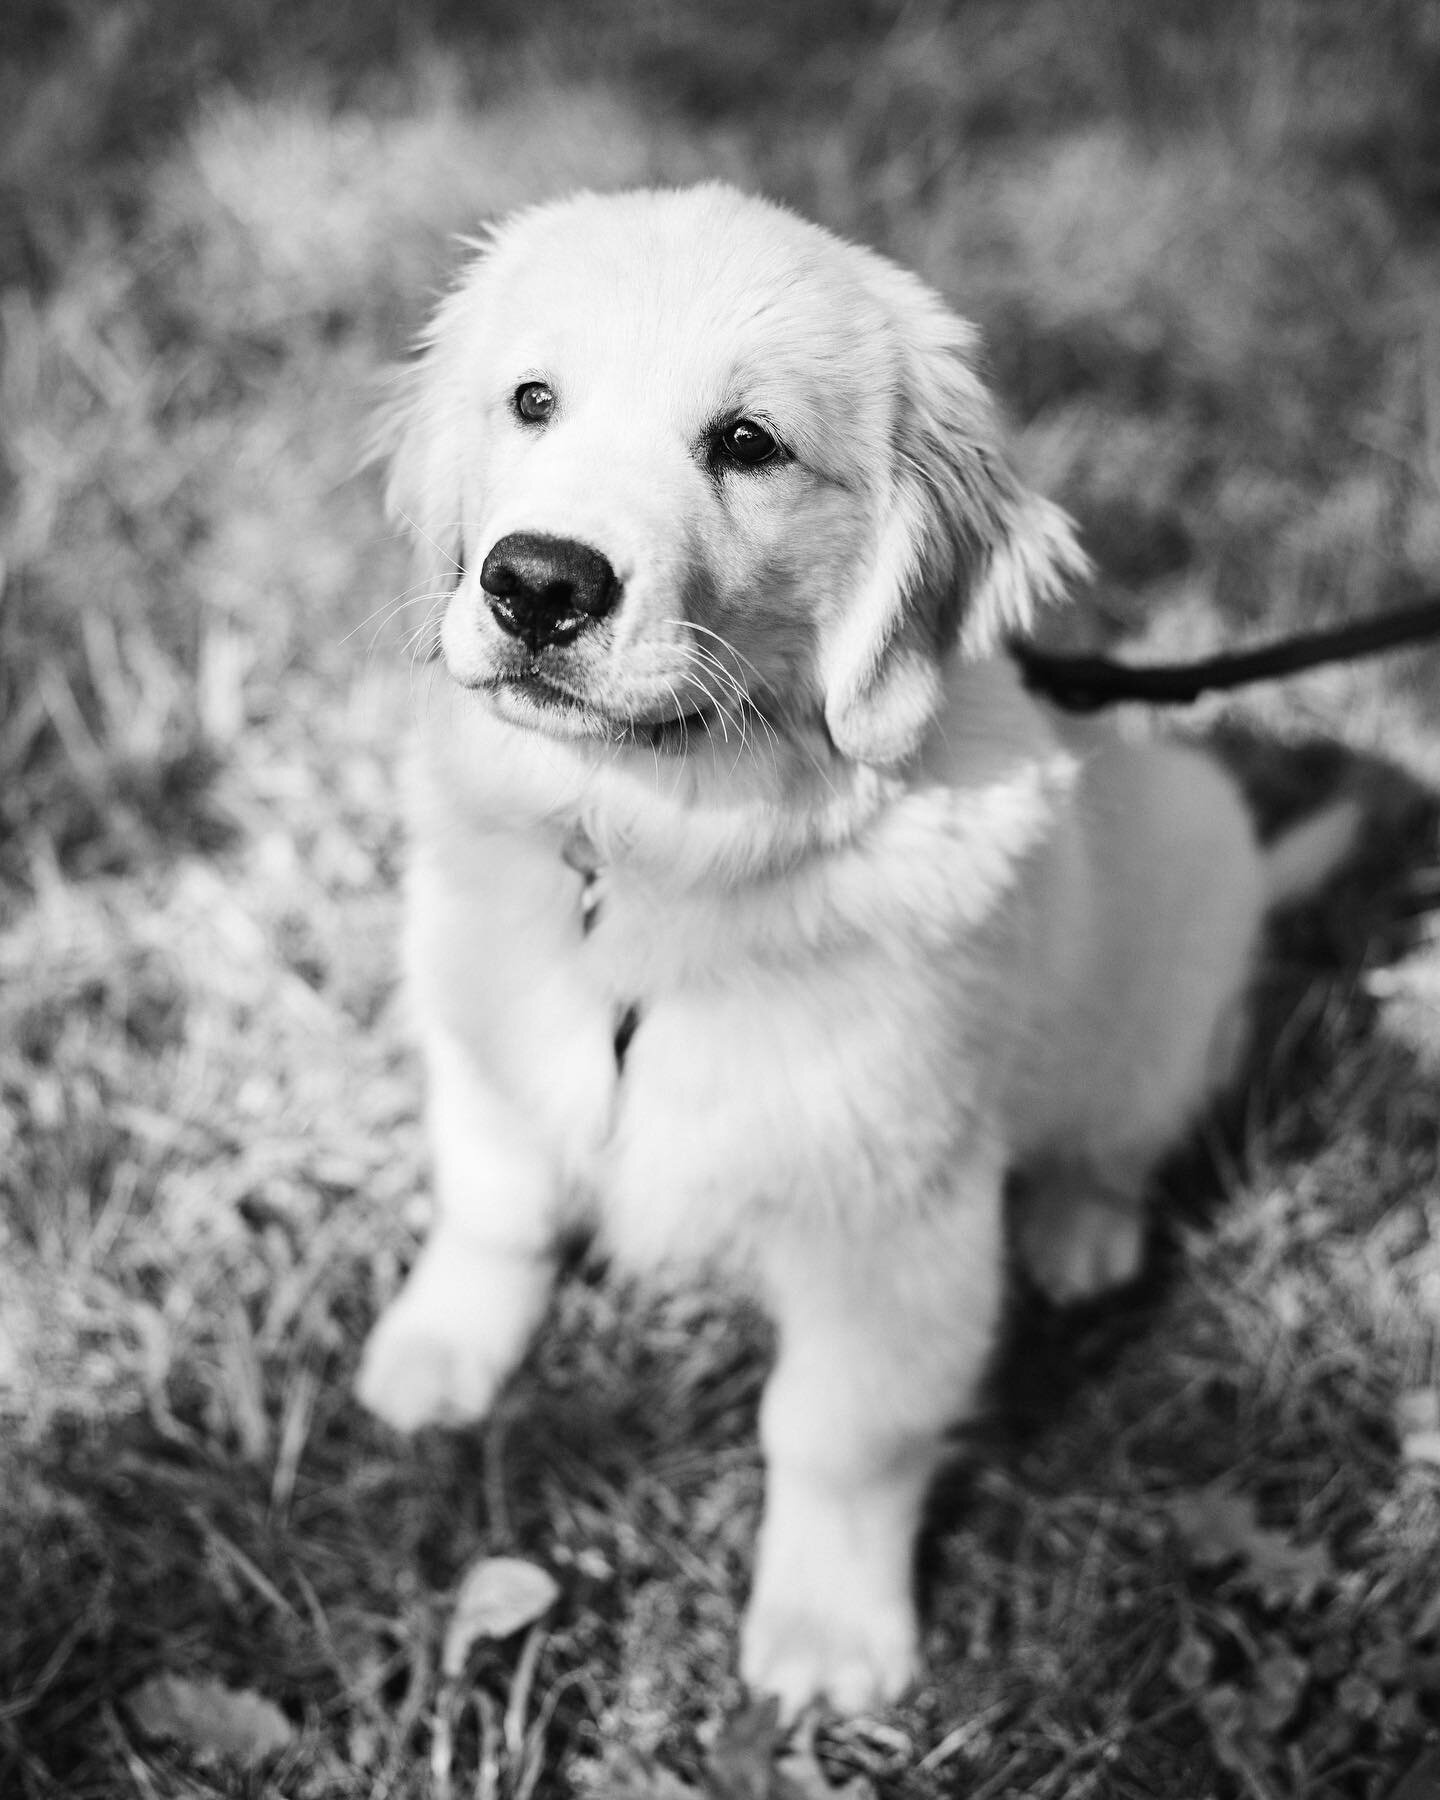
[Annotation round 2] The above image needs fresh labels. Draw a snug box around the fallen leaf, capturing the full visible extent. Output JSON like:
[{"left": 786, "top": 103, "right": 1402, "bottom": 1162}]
[
  {"left": 1164, "top": 1489, "right": 1332, "bottom": 1606},
  {"left": 442, "top": 1556, "right": 559, "bottom": 1676},
  {"left": 126, "top": 1673, "right": 293, "bottom": 1766}
]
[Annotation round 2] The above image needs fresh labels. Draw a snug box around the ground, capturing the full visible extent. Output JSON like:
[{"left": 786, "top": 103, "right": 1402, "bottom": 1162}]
[{"left": 3, "top": 2, "right": 1440, "bottom": 1795}]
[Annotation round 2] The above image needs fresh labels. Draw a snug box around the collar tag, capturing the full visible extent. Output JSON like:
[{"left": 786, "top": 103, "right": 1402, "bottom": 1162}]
[{"left": 562, "top": 826, "right": 604, "bottom": 934}]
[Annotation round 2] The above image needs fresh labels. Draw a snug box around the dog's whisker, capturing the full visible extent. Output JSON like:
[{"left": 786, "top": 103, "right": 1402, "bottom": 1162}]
[
  {"left": 376, "top": 517, "right": 460, "bottom": 554},
  {"left": 417, "top": 655, "right": 444, "bottom": 712},
  {"left": 381, "top": 607, "right": 443, "bottom": 664},
  {"left": 678, "top": 636, "right": 824, "bottom": 782},
  {"left": 687, "top": 659, "right": 780, "bottom": 770},
  {"left": 702, "top": 671, "right": 765, "bottom": 764},
  {"left": 669, "top": 617, "right": 774, "bottom": 689},
  {"left": 343, "top": 592, "right": 423, "bottom": 644},
  {"left": 655, "top": 642, "right": 733, "bottom": 723},
  {"left": 678, "top": 664, "right": 735, "bottom": 747},
  {"left": 669, "top": 647, "right": 765, "bottom": 769},
  {"left": 344, "top": 587, "right": 448, "bottom": 656},
  {"left": 401, "top": 599, "right": 447, "bottom": 659},
  {"left": 641, "top": 619, "right": 775, "bottom": 755},
  {"left": 402, "top": 596, "right": 448, "bottom": 672},
  {"left": 404, "top": 630, "right": 438, "bottom": 674},
  {"left": 683, "top": 643, "right": 752, "bottom": 713},
  {"left": 669, "top": 638, "right": 773, "bottom": 757},
  {"left": 679, "top": 666, "right": 731, "bottom": 745},
  {"left": 675, "top": 640, "right": 815, "bottom": 789},
  {"left": 674, "top": 628, "right": 789, "bottom": 764},
  {"left": 656, "top": 677, "right": 693, "bottom": 774},
  {"left": 679, "top": 636, "right": 792, "bottom": 766},
  {"left": 395, "top": 509, "right": 465, "bottom": 576}
]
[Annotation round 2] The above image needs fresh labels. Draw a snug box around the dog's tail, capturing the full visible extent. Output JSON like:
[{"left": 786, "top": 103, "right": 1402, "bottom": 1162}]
[{"left": 1262, "top": 797, "right": 1363, "bottom": 911}]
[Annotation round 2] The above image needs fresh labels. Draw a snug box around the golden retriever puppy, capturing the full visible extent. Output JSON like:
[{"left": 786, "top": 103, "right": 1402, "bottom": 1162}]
[{"left": 357, "top": 183, "right": 1351, "bottom": 1715}]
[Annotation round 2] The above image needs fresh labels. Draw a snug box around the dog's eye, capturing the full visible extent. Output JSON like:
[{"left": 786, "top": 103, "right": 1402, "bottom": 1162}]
[
  {"left": 513, "top": 381, "right": 556, "bottom": 424},
  {"left": 717, "top": 418, "right": 781, "bottom": 467}
]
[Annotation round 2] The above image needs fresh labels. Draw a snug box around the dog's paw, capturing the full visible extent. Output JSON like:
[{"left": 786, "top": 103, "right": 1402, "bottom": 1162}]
[
  {"left": 1016, "top": 1176, "right": 1146, "bottom": 1304},
  {"left": 740, "top": 1497, "right": 920, "bottom": 1716},
  {"left": 356, "top": 1242, "right": 548, "bottom": 1433},
  {"left": 740, "top": 1591, "right": 918, "bottom": 1718},
  {"left": 356, "top": 1301, "right": 509, "bottom": 1432}
]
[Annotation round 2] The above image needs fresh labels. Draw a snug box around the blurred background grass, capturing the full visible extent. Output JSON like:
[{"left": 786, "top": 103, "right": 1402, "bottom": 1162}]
[{"left": 3, "top": 2, "right": 1440, "bottom": 1796}]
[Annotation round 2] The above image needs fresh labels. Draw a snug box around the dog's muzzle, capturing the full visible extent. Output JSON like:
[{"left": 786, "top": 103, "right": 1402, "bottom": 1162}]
[{"left": 480, "top": 532, "right": 620, "bottom": 653}]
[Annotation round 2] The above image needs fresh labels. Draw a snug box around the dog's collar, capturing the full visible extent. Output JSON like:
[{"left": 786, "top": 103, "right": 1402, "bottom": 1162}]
[
  {"left": 561, "top": 825, "right": 640, "bottom": 1070},
  {"left": 561, "top": 824, "right": 604, "bottom": 934}
]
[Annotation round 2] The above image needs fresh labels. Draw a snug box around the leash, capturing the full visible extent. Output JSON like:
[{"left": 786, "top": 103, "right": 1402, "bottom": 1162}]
[{"left": 1009, "top": 595, "right": 1440, "bottom": 713}]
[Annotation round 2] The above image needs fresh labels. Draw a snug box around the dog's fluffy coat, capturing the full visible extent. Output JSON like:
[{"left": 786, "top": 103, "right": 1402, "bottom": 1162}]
[{"left": 357, "top": 183, "right": 1347, "bottom": 1713}]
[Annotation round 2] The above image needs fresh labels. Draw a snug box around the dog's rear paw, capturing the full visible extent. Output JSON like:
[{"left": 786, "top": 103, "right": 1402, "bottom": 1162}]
[{"left": 1015, "top": 1171, "right": 1146, "bottom": 1304}]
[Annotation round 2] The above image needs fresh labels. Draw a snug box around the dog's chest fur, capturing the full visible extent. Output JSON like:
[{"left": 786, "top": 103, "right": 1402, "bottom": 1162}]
[
  {"left": 435, "top": 789, "right": 1051, "bottom": 1275},
  {"left": 404, "top": 673, "right": 1151, "bottom": 1279},
  {"left": 580, "top": 866, "right": 984, "bottom": 1269}
]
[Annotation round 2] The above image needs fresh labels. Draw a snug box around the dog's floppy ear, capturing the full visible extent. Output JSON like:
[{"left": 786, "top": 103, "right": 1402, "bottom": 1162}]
[
  {"left": 371, "top": 251, "right": 496, "bottom": 613},
  {"left": 374, "top": 364, "right": 463, "bottom": 604},
  {"left": 821, "top": 266, "right": 1088, "bottom": 766}
]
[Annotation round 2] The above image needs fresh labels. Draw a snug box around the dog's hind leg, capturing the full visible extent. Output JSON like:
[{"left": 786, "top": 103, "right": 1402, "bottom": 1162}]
[{"left": 742, "top": 1167, "right": 1005, "bottom": 1715}]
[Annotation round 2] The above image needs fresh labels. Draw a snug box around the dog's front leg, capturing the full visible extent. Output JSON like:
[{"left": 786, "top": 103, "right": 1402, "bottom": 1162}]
[
  {"left": 357, "top": 1026, "right": 558, "bottom": 1433},
  {"left": 742, "top": 1173, "right": 1004, "bottom": 1716}
]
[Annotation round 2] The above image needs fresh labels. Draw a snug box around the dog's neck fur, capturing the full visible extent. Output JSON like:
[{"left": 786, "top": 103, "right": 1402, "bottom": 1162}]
[
  {"left": 414, "top": 653, "right": 1072, "bottom": 904},
  {"left": 416, "top": 683, "right": 899, "bottom": 889}
]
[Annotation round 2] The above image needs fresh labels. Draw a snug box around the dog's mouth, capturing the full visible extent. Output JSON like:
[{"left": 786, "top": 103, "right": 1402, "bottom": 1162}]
[{"left": 483, "top": 667, "right": 718, "bottom": 751}]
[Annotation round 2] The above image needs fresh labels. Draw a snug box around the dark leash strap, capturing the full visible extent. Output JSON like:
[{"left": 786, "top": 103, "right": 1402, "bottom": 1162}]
[{"left": 1009, "top": 595, "right": 1440, "bottom": 713}]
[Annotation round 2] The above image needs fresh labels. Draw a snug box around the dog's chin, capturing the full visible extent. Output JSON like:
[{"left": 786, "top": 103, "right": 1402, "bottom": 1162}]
[
  {"left": 471, "top": 669, "right": 714, "bottom": 753},
  {"left": 482, "top": 672, "right": 615, "bottom": 742}
]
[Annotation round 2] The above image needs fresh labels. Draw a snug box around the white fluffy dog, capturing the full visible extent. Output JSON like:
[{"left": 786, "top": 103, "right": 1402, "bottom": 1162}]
[{"left": 357, "top": 183, "right": 1350, "bottom": 1714}]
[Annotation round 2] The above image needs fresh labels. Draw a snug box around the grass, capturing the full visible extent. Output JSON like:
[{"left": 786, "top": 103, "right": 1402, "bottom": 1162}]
[{"left": 2, "top": 1, "right": 1440, "bottom": 1794}]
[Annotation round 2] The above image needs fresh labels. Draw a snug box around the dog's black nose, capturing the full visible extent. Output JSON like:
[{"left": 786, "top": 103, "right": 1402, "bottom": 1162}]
[{"left": 479, "top": 533, "right": 620, "bottom": 652}]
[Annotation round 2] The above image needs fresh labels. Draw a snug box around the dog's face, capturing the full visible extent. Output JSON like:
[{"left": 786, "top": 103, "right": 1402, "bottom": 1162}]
[{"left": 385, "top": 184, "right": 1084, "bottom": 767}]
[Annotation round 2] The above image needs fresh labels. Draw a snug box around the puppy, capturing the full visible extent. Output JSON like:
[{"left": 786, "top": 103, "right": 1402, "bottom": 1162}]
[{"left": 357, "top": 183, "right": 1351, "bottom": 1714}]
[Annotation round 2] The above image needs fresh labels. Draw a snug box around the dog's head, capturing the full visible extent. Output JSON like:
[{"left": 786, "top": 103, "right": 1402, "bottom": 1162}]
[{"left": 382, "top": 183, "right": 1085, "bottom": 768}]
